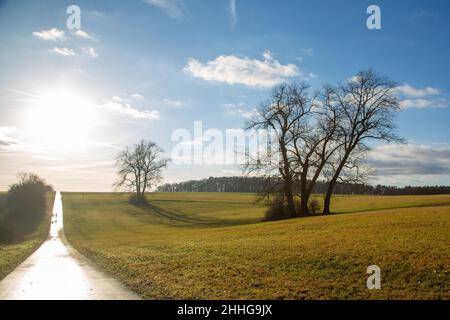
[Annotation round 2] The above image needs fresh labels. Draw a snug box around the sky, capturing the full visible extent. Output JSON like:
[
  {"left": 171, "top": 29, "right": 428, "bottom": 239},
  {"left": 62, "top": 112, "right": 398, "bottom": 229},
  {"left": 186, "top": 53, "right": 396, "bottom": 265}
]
[{"left": 0, "top": 0, "right": 449, "bottom": 191}]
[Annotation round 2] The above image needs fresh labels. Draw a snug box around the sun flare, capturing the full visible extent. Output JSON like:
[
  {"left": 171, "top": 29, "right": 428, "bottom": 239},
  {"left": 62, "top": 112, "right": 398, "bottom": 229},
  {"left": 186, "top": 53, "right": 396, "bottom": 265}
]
[{"left": 25, "top": 88, "right": 97, "bottom": 150}]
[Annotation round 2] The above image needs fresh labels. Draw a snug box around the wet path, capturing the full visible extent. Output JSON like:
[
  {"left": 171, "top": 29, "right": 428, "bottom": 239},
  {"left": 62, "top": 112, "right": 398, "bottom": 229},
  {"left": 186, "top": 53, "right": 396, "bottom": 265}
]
[{"left": 0, "top": 192, "right": 140, "bottom": 300}]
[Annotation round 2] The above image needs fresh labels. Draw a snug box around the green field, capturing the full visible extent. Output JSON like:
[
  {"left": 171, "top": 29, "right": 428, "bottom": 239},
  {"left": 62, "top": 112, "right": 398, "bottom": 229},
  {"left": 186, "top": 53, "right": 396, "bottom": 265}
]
[
  {"left": 0, "top": 192, "right": 55, "bottom": 280},
  {"left": 62, "top": 192, "right": 450, "bottom": 299}
]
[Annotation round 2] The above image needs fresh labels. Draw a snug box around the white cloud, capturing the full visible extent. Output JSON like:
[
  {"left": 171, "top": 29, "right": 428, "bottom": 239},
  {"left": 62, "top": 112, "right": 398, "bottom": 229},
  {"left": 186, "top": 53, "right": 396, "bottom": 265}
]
[
  {"left": 227, "top": 108, "right": 258, "bottom": 119},
  {"left": 295, "top": 48, "right": 314, "bottom": 64},
  {"left": 85, "top": 10, "right": 109, "bottom": 21},
  {"left": 0, "top": 86, "right": 39, "bottom": 98},
  {"left": 300, "top": 48, "right": 314, "bottom": 55},
  {"left": 395, "top": 84, "right": 440, "bottom": 97},
  {"left": 32, "top": 28, "right": 65, "bottom": 41},
  {"left": 399, "top": 98, "right": 448, "bottom": 109},
  {"left": 0, "top": 126, "right": 20, "bottom": 148},
  {"left": 347, "top": 80, "right": 447, "bottom": 110},
  {"left": 82, "top": 47, "right": 99, "bottom": 58},
  {"left": 143, "top": 0, "right": 183, "bottom": 18},
  {"left": 0, "top": 127, "right": 36, "bottom": 154},
  {"left": 347, "top": 75, "right": 359, "bottom": 83},
  {"left": 162, "top": 98, "right": 187, "bottom": 108},
  {"left": 100, "top": 97, "right": 160, "bottom": 120},
  {"left": 50, "top": 47, "right": 75, "bottom": 56},
  {"left": 400, "top": 99, "right": 432, "bottom": 109},
  {"left": 394, "top": 84, "right": 447, "bottom": 110},
  {"left": 368, "top": 143, "right": 450, "bottom": 176},
  {"left": 229, "top": 0, "right": 237, "bottom": 28},
  {"left": 34, "top": 28, "right": 98, "bottom": 58},
  {"left": 131, "top": 93, "right": 145, "bottom": 100},
  {"left": 111, "top": 94, "right": 146, "bottom": 103},
  {"left": 224, "top": 102, "right": 258, "bottom": 119},
  {"left": 73, "top": 30, "right": 95, "bottom": 40},
  {"left": 111, "top": 95, "right": 123, "bottom": 102},
  {"left": 184, "top": 51, "right": 300, "bottom": 88},
  {"left": 223, "top": 102, "right": 245, "bottom": 109}
]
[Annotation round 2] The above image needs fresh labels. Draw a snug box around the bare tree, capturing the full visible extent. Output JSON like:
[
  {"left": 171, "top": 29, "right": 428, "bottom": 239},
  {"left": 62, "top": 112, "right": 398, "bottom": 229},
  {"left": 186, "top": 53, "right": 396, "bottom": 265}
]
[
  {"left": 245, "top": 83, "right": 313, "bottom": 217},
  {"left": 243, "top": 69, "right": 402, "bottom": 219},
  {"left": 290, "top": 88, "right": 343, "bottom": 215},
  {"left": 245, "top": 83, "right": 345, "bottom": 217},
  {"left": 323, "top": 143, "right": 373, "bottom": 191},
  {"left": 114, "top": 140, "right": 170, "bottom": 203},
  {"left": 322, "top": 70, "right": 403, "bottom": 214}
]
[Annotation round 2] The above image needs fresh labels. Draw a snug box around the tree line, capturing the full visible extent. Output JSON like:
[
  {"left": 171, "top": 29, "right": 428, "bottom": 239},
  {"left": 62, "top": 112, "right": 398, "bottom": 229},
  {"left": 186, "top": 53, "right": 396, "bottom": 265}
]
[
  {"left": 158, "top": 176, "right": 264, "bottom": 193},
  {"left": 158, "top": 176, "right": 450, "bottom": 196}
]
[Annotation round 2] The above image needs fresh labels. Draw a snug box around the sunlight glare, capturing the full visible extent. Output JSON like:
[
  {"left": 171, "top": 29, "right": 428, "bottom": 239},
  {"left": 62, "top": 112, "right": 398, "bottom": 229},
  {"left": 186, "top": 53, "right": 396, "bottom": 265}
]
[{"left": 26, "top": 88, "right": 97, "bottom": 150}]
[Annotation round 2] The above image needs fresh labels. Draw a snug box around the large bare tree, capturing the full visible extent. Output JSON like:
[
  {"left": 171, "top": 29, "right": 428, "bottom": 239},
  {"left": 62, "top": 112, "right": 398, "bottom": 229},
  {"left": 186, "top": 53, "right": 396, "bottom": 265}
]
[
  {"left": 322, "top": 70, "right": 403, "bottom": 214},
  {"left": 246, "top": 84, "right": 311, "bottom": 217},
  {"left": 244, "top": 70, "right": 402, "bottom": 219},
  {"left": 245, "top": 83, "right": 314, "bottom": 217},
  {"left": 290, "top": 88, "right": 343, "bottom": 215},
  {"left": 115, "top": 140, "right": 170, "bottom": 203}
]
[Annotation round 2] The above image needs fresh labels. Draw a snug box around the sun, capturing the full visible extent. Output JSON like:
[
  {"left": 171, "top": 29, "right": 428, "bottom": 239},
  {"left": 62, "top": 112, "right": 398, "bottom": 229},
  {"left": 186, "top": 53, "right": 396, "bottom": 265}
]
[{"left": 25, "top": 88, "right": 97, "bottom": 151}]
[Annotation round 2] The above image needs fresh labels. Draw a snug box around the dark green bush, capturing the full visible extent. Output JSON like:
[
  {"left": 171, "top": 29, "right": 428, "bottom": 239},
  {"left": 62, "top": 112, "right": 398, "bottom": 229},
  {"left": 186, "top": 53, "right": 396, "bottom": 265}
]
[
  {"left": 263, "top": 196, "right": 292, "bottom": 221},
  {"left": 0, "top": 173, "right": 52, "bottom": 243}
]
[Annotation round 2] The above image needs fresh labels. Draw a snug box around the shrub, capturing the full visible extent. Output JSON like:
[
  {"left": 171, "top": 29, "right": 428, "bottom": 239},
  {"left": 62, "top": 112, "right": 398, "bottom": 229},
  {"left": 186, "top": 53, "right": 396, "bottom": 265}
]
[
  {"left": 0, "top": 173, "right": 52, "bottom": 243},
  {"left": 0, "top": 221, "right": 21, "bottom": 244},
  {"left": 263, "top": 196, "right": 292, "bottom": 221},
  {"left": 308, "top": 199, "right": 321, "bottom": 215}
]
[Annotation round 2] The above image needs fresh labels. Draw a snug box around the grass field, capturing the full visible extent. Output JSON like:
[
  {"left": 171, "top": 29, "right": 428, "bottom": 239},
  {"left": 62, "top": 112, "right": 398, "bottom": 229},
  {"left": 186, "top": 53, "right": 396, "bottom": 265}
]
[
  {"left": 0, "top": 192, "right": 55, "bottom": 280},
  {"left": 62, "top": 192, "right": 450, "bottom": 299}
]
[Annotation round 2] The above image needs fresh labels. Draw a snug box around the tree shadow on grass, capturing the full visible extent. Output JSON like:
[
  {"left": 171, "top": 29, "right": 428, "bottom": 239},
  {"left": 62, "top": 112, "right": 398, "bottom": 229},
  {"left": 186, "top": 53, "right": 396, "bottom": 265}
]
[{"left": 129, "top": 201, "right": 240, "bottom": 228}]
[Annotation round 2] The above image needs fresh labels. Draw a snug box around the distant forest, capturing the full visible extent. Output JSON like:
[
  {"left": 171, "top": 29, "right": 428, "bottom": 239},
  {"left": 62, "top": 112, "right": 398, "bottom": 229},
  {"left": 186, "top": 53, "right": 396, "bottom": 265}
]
[{"left": 157, "top": 176, "right": 450, "bottom": 195}]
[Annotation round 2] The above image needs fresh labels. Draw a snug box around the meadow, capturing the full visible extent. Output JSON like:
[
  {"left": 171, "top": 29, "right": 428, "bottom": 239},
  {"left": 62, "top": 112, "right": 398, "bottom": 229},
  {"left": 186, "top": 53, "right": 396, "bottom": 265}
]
[
  {"left": 62, "top": 192, "right": 450, "bottom": 299},
  {"left": 0, "top": 192, "right": 54, "bottom": 280}
]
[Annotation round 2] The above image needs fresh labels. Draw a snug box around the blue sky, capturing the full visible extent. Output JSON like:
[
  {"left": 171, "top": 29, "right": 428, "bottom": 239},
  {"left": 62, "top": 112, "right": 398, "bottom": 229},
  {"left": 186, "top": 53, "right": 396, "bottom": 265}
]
[{"left": 0, "top": 0, "right": 449, "bottom": 190}]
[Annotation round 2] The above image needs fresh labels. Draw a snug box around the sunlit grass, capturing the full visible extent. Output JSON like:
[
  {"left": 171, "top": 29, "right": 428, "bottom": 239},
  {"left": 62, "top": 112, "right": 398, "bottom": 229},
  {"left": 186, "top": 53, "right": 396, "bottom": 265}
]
[{"left": 62, "top": 192, "right": 450, "bottom": 299}]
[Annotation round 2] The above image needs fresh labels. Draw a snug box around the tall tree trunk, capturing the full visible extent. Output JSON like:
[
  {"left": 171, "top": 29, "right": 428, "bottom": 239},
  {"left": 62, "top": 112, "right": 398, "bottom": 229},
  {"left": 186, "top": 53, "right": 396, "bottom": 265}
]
[
  {"left": 323, "top": 179, "right": 335, "bottom": 215},
  {"left": 323, "top": 153, "right": 350, "bottom": 214},
  {"left": 141, "top": 173, "right": 147, "bottom": 202},
  {"left": 280, "top": 141, "right": 296, "bottom": 217},
  {"left": 135, "top": 173, "right": 141, "bottom": 202},
  {"left": 306, "top": 157, "right": 329, "bottom": 214},
  {"left": 300, "top": 195, "right": 308, "bottom": 216},
  {"left": 299, "top": 168, "right": 309, "bottom": 216},
  {"left": 136, "top": 189, "right": 141, "bottom": 202},
  {"left": 284, "top": 180, "right": 296, "bottom": 218}
]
